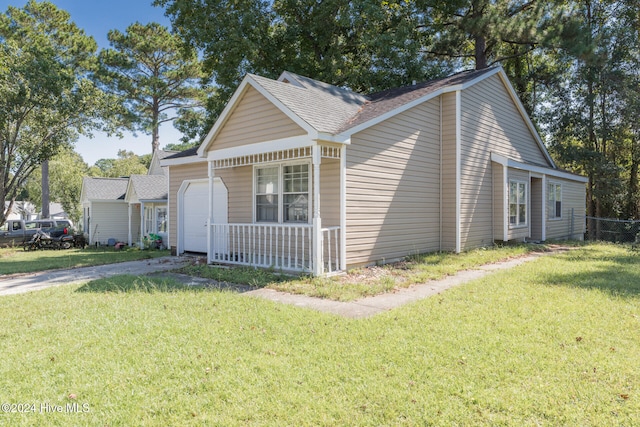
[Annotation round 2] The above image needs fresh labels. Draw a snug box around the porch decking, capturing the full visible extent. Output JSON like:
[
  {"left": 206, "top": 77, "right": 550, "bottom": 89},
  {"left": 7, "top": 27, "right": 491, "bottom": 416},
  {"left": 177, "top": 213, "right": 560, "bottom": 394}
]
[{"left": 209, "top": 223, "right": 342, "bottom": 275}]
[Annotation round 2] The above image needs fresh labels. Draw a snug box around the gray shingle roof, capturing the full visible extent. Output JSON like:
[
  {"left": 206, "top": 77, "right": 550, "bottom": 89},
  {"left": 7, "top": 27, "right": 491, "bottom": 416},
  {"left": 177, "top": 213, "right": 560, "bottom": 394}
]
[
  {"left": 128, "top": 175, "right": 168, "bottom": 201},
  {"left": 250, "top": 72, "right": 368, "bottom": 134},
  {"left": 339, "top": 68, "right": 496, "bottom": 132},
  {"left": 82, "top": 177, "right": 128, "bottom": 200},
  {"left": 250, "top": 68, "right": 497, "bottom": 136}
]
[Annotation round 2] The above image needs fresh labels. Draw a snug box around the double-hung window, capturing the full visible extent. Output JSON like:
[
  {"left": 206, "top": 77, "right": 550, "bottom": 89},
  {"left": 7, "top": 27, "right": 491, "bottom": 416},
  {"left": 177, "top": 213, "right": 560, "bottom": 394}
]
[
  {"left": 547, "top": 182, "right": 562, "bottom": 219},
  {"left": 509, "top": 180, "right": 527, "bottom": 227},
  {"left": 255, "top": 163, "right": 310, "bottom": 223}
]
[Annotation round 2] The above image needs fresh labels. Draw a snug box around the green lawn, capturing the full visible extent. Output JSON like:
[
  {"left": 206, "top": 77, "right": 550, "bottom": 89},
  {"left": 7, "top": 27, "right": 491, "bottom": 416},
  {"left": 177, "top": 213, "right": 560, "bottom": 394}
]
[
  {"left": 0, "top": 247, "right": 170, "bottom": 275},
  {"left": 0, "top": 243, "right": 638, "bottom": 426}
]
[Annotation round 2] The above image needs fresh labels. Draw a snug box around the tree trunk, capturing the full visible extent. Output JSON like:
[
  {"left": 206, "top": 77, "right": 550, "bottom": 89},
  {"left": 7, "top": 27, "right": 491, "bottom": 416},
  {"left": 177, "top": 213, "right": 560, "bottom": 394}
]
[
  {"left": 152, "top": 98, "right": 160, "bottom": 153},
  {"left": 475, "top": 34, "right": 488, "bottom": 69},
  {"left": 41, "top": 160, "right": 50, "bottom": 219}
]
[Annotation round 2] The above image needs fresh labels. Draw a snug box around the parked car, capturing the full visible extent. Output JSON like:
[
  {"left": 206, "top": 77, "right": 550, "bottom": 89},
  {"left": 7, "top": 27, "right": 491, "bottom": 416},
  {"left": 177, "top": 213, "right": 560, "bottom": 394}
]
[{"left": 0, "top": 219, "right": 74, "bottom": 247}]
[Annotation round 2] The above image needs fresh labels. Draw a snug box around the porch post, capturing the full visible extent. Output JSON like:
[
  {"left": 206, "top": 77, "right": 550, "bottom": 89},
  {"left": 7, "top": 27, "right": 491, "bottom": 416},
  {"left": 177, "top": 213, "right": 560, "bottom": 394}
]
[
  {"left": 340, "top": 144, "right": 347, "bottom": 272},
  {"left": 312, "top": 145, "right": 323, "bottom": 276},
  {"left": 127, "top": 203, "right": 132, "bottom": 246},
  {"left": 139, "top": 202, "right": 145, "bottom": 248},
  {"left": 207, "top": 161, "right": 214, "bottom": 263}
]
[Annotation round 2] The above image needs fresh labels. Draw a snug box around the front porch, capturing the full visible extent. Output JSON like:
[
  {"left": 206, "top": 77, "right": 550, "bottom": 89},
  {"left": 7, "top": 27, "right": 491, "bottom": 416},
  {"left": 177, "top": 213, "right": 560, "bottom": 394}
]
[
  {"left": 205, "top": 141, "right": 346, "bottom": 276},
  {"left": 210, "top": 223, "right": 341, "bottom": 274}
]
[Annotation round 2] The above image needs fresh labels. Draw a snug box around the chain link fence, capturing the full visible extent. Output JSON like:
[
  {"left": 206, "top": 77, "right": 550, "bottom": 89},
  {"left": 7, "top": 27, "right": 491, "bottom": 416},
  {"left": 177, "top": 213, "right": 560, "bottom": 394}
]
[{"left": 580, "top": 215, "right": 640, "bottom": 243}]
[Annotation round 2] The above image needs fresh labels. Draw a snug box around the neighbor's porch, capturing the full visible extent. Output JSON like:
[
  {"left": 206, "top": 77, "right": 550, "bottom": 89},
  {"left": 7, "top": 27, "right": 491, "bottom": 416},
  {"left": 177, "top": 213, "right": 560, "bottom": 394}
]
[{"left": 206, "top": 142, "right": 346, "bottom": 276}]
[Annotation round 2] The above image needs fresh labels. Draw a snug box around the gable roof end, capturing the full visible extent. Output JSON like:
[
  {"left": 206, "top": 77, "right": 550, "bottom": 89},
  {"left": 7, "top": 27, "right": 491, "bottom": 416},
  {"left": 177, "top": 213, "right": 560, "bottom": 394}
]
[{"left": 81, "top": 177, "right": 128, "bottom": 202}]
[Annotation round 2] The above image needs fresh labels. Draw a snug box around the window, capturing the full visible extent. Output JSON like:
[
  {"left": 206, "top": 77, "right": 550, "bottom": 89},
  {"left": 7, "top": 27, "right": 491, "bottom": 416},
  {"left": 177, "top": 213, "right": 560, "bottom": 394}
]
[
  {"left": 548, "top": 183, "right": 562, "bottom": 219},
  {"left": 255, "top": 163, "right": 310, "bottom": 223},
  {"left": 156, "top": 208, "right": 167, "bottom": 233},
  {"left": 144, "top": 207, "right": 154, "bottom": 235},
  {"left": 509, "top": 181, "right": 527, "bottom": 227}
]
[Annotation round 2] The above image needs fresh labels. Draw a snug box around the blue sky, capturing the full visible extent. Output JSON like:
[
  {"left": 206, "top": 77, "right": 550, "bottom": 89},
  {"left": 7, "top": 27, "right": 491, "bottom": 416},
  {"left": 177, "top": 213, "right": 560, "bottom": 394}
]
[{"left": 0, "top": 0, "right": 183, "bottom": 165}]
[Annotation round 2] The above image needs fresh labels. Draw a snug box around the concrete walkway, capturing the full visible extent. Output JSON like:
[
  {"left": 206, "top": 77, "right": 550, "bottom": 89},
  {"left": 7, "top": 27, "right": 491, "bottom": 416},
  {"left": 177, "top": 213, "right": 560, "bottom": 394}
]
[
  {"left": 0, "top": 256, "right": 192, "bottom": 296},
  {"left": 1, "top": 248, "right": 565, "bottom": 318},
  {"left": 246, "top": 250, "right": 556, "bottom": 318}
]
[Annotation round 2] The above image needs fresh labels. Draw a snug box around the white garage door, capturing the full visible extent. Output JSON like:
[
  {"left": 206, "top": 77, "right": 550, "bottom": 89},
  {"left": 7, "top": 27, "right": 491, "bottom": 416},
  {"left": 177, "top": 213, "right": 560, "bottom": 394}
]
[{"left": 181, "top": 179, "right": 228, "bottom": 254}]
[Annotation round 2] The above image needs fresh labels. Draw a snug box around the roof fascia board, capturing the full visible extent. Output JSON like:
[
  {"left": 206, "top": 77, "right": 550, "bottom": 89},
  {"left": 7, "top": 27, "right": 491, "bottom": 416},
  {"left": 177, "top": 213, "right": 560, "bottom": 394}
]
[
  {"left": 208, "top": 135, "right": 316, "bottom": 161},
  {"left": 491, "top": 152, "right": 588, "bottom": 183},
  {"left": 277, "top": 71, "right": 305, "bottom": 87},
  {"left": 137, "top": 199, "right": 167, "bottom": 203},
  {"left": 339, "top": 67, "right": 503, "bottom": 139},
  {"left": 161, "top": 155, "right": 207, "bottom": 167}
]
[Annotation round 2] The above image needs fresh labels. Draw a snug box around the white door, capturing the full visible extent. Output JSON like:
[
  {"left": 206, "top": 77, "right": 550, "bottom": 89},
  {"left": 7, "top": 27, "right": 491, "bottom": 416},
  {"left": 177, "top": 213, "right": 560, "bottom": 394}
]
[
  {"left": 182, "top": 181, "right": 209, "bottom": 253},
  {"left": 180, "top": 178, "right": 228, "bottom": 254}
]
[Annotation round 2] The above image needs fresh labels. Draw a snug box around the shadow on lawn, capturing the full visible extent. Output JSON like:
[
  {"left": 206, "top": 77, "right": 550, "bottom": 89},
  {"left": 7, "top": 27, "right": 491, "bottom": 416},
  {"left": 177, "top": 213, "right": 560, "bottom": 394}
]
[
  {"left": 539, "top": 248, "right": 640, "bottom": 298},
  {"left": 76, "top": 273, "right": 256, "bottom": 294}
]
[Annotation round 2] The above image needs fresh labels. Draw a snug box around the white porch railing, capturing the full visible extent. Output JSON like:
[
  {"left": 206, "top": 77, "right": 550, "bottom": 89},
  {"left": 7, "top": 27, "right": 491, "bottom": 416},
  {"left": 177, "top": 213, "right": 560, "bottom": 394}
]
[{"left": 209, "top": 223, "right": 342, "bottom": 275}]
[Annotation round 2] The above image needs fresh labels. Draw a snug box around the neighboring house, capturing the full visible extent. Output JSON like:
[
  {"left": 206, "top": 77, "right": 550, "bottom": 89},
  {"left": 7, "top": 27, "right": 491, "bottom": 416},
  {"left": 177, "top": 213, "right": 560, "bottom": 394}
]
[
  {"left": 4, "top": 201, "right": 37, "bottom": 221},
  {"left": 124, "top": 174, "right": 169, "bottom": 246},
  {"left": 162, "top": 66, "right": 587, "bottom": 276},
  {"left": 80, "top": 149, "right": 173, "bottom": 246},
  {"left": 80, "top": 177, "right": 130, "bottom": 245}
]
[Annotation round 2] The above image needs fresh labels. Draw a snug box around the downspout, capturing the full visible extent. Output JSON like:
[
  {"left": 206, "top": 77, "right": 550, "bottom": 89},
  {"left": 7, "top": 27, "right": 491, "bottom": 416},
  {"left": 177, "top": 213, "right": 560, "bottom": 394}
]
[
  {"left": 127, "top": 203, "right": 132, "bottom": 246},
  {"left": 541, "top": 175, "right": 547, "bottom": 241},
  {"left": 455, "top": 90, "right": 461, "bottom": 253},
  {"left": 340, "top": 144, "right": 347, "bottom": 272},
  {"left": 139, "top": 202, "right": 145, "bottom": 248},
  {"left": 439, "top": 95, "right": 443, "bottom": 250}
]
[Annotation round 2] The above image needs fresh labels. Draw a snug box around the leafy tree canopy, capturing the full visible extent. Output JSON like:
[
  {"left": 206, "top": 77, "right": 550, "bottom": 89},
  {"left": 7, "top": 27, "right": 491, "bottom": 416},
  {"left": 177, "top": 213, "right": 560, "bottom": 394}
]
[
  {"left": 0, "top": 0, "right": 118, "bottom": 226},
  {"left": 96, "top": 22, "right": 209, "bottom": 153}
]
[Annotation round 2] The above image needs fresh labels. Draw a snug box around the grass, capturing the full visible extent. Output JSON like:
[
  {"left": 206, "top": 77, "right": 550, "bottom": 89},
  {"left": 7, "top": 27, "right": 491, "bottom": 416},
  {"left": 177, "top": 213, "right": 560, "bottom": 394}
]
[
  {"left": 0, "top": 247, "right": 170, "bottom": 275},
  {"left": 182, "top": 243, "right": 558, "bottom": 301},
  {"left": 0, "top": 242, "right": 638, "bottom": 425}
]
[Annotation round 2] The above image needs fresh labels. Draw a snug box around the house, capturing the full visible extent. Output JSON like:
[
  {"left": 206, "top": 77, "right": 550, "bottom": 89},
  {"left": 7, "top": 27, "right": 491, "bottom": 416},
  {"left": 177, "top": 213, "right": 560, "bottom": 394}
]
[
  {"left": 162, "top": 66, "right": 587, "bottom": 276},
  {"left": 4, "top": 201, "right": 37, "bottom": 221},
  {"left": 80, "top": 149, "right": 173, "bottom": 246}
]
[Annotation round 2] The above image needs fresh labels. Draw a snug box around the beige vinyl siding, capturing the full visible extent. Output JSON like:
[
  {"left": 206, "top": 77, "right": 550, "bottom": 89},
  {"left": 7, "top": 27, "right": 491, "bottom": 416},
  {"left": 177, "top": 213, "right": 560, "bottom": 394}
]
[
  {"left": 212, "top": 86, "right": 305, "bottom": 151},
  {"left": 168, "top": 162, "right": 208, "bottom": 248},
  {"left": 507, "top": 168, "right": 530, "bottom": 241},
  {"left": 457, "top": 74, "right": 551, "bottom": 249},
  {"left": 546, "top": 178, "right": 586, "bottom": 240},
  {"left": 215, "top": 166, "right": 252, "bottom": 223},
  {"left": 320, "top": 158, "right": 340, "bottom": 227},
  {"left": 88, "top": 201, "right": 131, "bottom": 245},
  {"left": 441, "top": 92, "right": 457, "bottom": 251},
  {"left": 461, "top": 74, "right": 549, "bottom": 166},
  {"left": 492, "top": 162, "right": 506, "bottom": 241},
  {"left": 346, "top": 98, "right": 441, "bottom": 267}
]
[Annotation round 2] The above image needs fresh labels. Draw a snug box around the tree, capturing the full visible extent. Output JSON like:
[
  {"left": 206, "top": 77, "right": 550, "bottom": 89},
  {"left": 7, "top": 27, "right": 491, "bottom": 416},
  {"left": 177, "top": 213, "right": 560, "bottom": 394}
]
[
  {"left": 0, "top": 0, "right": 117, "bottom": 227},
  {"left": 155, "top": 0, "right": 447, "bottom": 126},
  {"left": 97, "top": 22, "right": 207, "bottom": 153},
  {"left": 90, "top": 150, "right": 148, "bottom": 178},
  {"left": 23, "top": 147, "right": 89, "bottom": 224}
]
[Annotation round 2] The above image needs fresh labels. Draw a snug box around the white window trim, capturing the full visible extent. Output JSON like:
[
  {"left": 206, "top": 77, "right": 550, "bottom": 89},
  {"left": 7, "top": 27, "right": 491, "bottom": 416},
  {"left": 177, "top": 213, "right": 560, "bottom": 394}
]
[
  {"left": 253, "top": 160, "right": 312, "bottom": 224},
  {"left": 548, "top": 182, "right": 563, "bottom": 220},
  {"left": 509, "top": 180, "right": 528, "bottom": 228}
]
